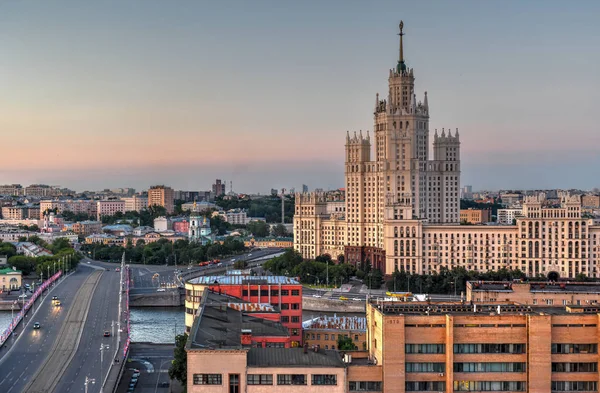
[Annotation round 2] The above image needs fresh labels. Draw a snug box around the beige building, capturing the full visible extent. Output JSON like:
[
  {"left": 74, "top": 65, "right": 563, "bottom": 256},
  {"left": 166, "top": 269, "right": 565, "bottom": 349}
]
[
  {"left": 582, "top": 194, "right": 600, "bottom": 208},
  {"left": 122, "top": 195, "right": 148, "bottom": 212},
  {"left": 39, "top": 199, "right": 96, "bottom": 219},
  {"left": 1, "top": 206, "right": 26, "bottom": 220},
  {"left": 0, "top": 184, "right": 24, "bottom": 196},
  {"left": 459, "top": 208, "right": 491, "bottom": 224},
  {"left": 355, "top": 299, "right": 600, "bottom": 393},
  {"left": 72, "top": 220, "right": 103, "bottom": 236},
  {"left": 294, "top": 23, "right": 600, "bottom": 279},
  {"left": 148, "top": 185, "right": 174, "bottom": 214},
  {"left": 96, "top": 200, "right": 126, "bottom": 220}
]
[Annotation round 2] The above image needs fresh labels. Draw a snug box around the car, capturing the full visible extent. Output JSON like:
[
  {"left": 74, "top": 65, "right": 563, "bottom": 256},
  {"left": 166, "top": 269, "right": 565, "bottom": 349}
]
[
  {"left": 156, "top": 288, "right": 166, "bottom": 292},
  {"left": 248, "top": 254, "right": 252, "bottom": 257},
  {"left": 115, "top": 268, "right": 120, "bottom": 272},
  {"left": 352, "top": 298, "right": 362, "bottom": 301},
  {"left": 312, "top": 294, "right": 322, "bottom": 298},
  {"left": 18, "top": 294, "right": 28, "bottom": 298},
  {"left": 231, "top": 259, "right": 236, "bottom": 262},
  {"left": 54, "top": 300, "right": 61, "bottom": 306},
  {"left": 103, "top": 331, "right": 111, "bottom": 337},
  {"left": 339, "top": 296, "right": 349, "bottom": 301},
  {"left": 33, "top": 322, "right": 40, "bottom": 329},
  {"left": 87, "top": 261, "right": 91, "bottom": 264},
  {"left": 52, "top": 295, "right": 58, "bottom": 301}
]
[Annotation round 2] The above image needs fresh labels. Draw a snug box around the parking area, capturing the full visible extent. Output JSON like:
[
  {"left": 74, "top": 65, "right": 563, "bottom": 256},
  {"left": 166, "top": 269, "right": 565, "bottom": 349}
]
[{"left": 117, "top": 343, "right": 182, "bottom": 393}]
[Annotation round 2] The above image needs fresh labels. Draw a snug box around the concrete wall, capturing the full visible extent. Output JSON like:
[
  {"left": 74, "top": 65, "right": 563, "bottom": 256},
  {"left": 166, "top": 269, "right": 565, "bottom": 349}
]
[
  {"left": 302, "top": 297, "right": 366, "bottom": 313},
  {"left": 129, "top": 290, "right": 184, "bottom": 307}
]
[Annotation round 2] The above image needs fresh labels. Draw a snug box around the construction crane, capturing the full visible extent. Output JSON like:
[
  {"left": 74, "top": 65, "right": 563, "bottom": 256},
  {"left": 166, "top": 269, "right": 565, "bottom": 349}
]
[{"left": 280, "top": 188, "right": 286, "bottom": 224}]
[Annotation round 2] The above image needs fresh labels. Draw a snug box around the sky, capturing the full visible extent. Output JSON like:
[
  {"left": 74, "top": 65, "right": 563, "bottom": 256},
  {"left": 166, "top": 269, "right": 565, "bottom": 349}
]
[{"left": 1, "top": 0, "right": 599, "bottom": 193}]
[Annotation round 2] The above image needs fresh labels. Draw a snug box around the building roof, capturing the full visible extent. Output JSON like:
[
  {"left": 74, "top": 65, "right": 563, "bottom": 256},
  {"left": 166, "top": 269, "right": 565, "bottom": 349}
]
[
  {"left": 190, "top": 291, "right": 288, "bottom": 350},
  {"left": 302, "top": 315, "right": 366, "bottom": 331},
  {"left": 188, "top": 275, "right": 300, "bottom": 286},
  {"left": 247, "top": 348, "right": 345, "bottom": 368},
  {"left": 370, "top": 300, "right": 600, "bottom": 316},
  {"left": 0, "top": 267, "right": 21, "bottom": 275},
  {"left": 470, "top": 280, "right": 600, "bottom": 294}
]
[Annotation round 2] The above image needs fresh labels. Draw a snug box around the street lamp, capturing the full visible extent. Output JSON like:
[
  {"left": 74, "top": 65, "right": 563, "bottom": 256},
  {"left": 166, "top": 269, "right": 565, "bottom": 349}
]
[
  {"left": 84, "top": 376, "right": 95, "bottom": 393},
  {"left": 100, "top": 344, "right": 110, "bottom": 392}
]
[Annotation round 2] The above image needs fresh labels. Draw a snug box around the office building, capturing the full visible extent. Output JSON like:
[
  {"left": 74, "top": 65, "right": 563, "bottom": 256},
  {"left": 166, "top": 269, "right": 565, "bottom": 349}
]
[
  {"left": 122, "top": 195, "right": 148, "bottom": 212},
  {"left": 96, "top": 200, "right": 126, "bottom": 220}
]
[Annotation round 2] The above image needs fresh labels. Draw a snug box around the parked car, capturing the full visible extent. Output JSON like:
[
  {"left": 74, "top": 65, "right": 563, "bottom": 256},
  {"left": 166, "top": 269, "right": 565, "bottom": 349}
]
[
  {"left": 18, "top": 294, "right": 28, "bottom": 299},
  {"left": 339, "top": 296, "right": 349, "bottom": 301}
]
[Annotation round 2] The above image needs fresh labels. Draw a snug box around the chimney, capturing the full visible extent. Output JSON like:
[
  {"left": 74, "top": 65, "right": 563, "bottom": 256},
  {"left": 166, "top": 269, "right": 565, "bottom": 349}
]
[
  {"left": 303, "top": 343, "right": 308, "bottom": 354},
  {"left": 241, "top": 329, "right": 252, "bottom": 346}
]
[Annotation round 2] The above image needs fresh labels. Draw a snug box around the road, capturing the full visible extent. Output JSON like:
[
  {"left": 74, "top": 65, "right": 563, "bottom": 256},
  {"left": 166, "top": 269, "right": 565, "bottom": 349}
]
[
  {"left": 0, "top": 266, "right": 94, "bottom": 393},
  {"left": 117, "top": 343, "right": 175, "bottom": 393},
  {"left": 53, "top": 262, "right": 122, "bottom": 393}
]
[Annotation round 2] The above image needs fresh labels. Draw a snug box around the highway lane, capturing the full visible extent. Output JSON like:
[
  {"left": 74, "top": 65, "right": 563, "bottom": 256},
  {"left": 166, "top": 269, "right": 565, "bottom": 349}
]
[
  {"left": 0, "top": 266, "right": 94, "bottom": 393},
  {"left": 54, "top": 264, "right": 121, "bottom": 393}
]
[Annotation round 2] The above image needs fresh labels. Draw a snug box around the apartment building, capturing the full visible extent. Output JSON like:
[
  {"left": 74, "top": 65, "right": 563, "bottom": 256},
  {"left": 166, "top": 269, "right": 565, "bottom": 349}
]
[
  {"left": 96, "top": 200, "right": 126, "bottom": 220},
  {"left": 122, "top": 195, "right": 148, "bottom": 212},
  {"left": 0, "top": 184, "right": 24, "bottom": 196},
  {"left": 303, "top": 315, "right": 367, "bottom": 351},
  {"left": 459, "top": 208, "right": 491, "bottom": 224},
  {"left": 184, "top": 275, "right": 303, "bottom": 345},
  {"left": 500, "top": 193, "right": 523, "bottom": 207},
  {"left": 39, "top": 199, "right": 96, "bottom": 219},
  {"left": 582, "top": 194, "right": 600, "bottom": 209},
  {"left": 148, "top": 185, "right": 174, "bottom": 214}
]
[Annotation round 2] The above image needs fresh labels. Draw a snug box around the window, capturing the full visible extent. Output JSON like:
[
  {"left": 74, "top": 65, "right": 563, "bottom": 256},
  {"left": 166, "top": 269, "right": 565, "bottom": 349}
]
[
  {"left": 291, "top": 316, "right": 300, "bottom": 323},
  {"left": 406, "top": 363, "right": 445, "bottom": 373},
  {"left": 551, "top": 381, "right": 597, "bottom": 391},
  {"left": 406, "top": 381, "right": 445, "bottom": 391},
  {"left": 551, "top": 344, "right": 598, "bottom": 354},
  {"left": 193, "top": 374, "right": 222, "bottom": 385},
  {"left": 552, "top": 363, "right": 598, "bottom": 372},
  {"left": 312, "top": 374, "right": 337, "bottom": 385},
  {"left": 280, "top": 303, "right": 289, "bottom": 310},
  {"left": 229, "top": 374, "right": 240, "bottom": 393},
  {"left": 454, "top": 363, "right": 526, "bottom": 372},
  {"left": 281, "top": 316, "right": 289, "bottom": 323},
  {"left": 349, "top": 381, "right": 382, "bottom": 391},
  {"left": 453, "top": 344, "right": 526, "bottom": 354},
  {"left": 291, "top": 289, "right": 300, "bottom": 296},
  {"left": 247, "top": 374, "right": 273, "bottom": 385},
  {"left": 281, "top": 290, "right": 289, "bottom": 296},
  {"left": 405, "top": 344, "right": 445, "bottom": 354},
  {"left": 277, "top": 374, "right": 306, "bottom": 385},
  {"left": 291, "top": 303, "right": 300, "bottom": 310},
  {"left": 250, "top": 290, "right": 258, "bottom": 296},
  {"left": 453, "top": 381, "right": 526, "bottom": 391}
]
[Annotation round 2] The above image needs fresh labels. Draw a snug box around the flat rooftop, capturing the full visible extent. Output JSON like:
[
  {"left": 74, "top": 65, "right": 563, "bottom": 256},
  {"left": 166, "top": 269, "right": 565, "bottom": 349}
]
[
  {"left": 190, "top": 291, "right": 288, "bottom": 350},
  {"left": 188, "top": 275, "right": 300, "bottom": 286},
  {"left": 302, "top": 315, "right": 366, "bottom": 331},
  {"left": 470, "top": 280, "right": 600, "bottom": 294},
  {"left": 370, "top": 300, "right": 600, "bottom": 316},
  {"left": 247, "top": 347, "right": 345, "bottom": 368}
]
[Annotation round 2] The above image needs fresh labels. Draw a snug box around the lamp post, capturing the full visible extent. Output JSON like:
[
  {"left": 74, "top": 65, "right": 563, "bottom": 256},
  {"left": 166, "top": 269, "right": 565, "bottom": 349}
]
[
  {"left": 84, "top": 376, "right": 95, "bottom": 393},
  {"left": 100, "top": 344, "right": 110, "bottom": 392}
]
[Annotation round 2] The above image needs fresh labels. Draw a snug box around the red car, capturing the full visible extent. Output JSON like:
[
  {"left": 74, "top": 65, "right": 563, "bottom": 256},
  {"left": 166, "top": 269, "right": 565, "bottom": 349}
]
[{"left": 103, "top": 331, "right": 111, "bottom": 337}]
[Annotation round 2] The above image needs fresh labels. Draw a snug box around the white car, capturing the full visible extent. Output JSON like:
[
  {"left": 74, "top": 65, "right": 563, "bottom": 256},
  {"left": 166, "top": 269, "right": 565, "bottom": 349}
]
[
  {"left": 248, "top": 254, "right": 252, "bottom": 257},
  {"left": 156, "top": 288, "right": 166, "bottom": 292},
  {"left": 18, "top": 294, "right": 28, "bottom": 298},
  {"left": 312, "top": 294, "right": 322, "bottom": 298}
]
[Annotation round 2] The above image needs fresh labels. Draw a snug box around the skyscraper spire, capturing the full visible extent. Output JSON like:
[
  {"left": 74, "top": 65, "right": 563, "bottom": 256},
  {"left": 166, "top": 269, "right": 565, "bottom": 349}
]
[{"left": 397, "top": 21, "right": 406, "bottom": 73}]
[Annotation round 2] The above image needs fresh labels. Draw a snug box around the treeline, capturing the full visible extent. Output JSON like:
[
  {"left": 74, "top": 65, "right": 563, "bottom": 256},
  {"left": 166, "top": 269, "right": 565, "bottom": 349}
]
[
  {"left": 460, "top": 199, "right": 504, "bottom": 218},
  {"left": 215, "top": 195, "right": 295, "bottom": 224},
  {"left": 80, "top": 237, "right": 246, "bottom": 265},
  {"left": 0, "top": 237, "right": 81, "bottom": 276},
  {"left": 263, "top": 250, "right": 356, "bottom": 286},
  {"left": 386, "top": 266, "right": 528, "bottom": 295}
]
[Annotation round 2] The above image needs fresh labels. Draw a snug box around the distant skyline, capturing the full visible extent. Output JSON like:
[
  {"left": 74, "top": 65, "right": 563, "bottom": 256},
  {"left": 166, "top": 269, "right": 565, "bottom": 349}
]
[{"left": 1, "top": 1, "right": 599, "bottom": 193}]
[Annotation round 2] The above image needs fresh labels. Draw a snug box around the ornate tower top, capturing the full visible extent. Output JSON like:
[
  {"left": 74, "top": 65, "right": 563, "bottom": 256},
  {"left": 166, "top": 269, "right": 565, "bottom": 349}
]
[{"left": 397, "top": 20, "right": 406, "bottom": 73}]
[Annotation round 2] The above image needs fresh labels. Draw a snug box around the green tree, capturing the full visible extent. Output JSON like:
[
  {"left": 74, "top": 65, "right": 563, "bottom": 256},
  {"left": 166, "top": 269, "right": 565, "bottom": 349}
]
[
  {"left": 366, "top": 269, "right": 383, "bottom": 289},
  {"left": 337, "top": 335, "right": 357, "bottom": 350},
  {"left": 247, "top": 220, "right": 269, "bottom": 238},
  {"left": 271, "top": 223, "right": 288, "bottom": 237},
  {"left": 168, "top": 333, "right": 188, "bottom": 386},
  {"left": 8, "top": 255, "right": 36, "bottom": 275},
  {"left": 233, "top": 260, "right": 248, "bottom": 269}
]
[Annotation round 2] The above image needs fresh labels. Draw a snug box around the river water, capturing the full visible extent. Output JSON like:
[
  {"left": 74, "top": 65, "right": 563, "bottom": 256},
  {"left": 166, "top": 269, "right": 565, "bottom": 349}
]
[{"left": 0, "top": 308, "right": 364, "bottom": 345}]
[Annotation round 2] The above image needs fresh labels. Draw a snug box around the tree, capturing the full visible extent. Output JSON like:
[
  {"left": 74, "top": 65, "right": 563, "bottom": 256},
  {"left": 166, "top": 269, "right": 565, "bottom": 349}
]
[
  {"left": 366, "top": 269, "right": 383, "bottom": 289},
  {"left": 247, "top": 221, "right": 269, "bottom": 238},
  {"left": 168, "top": 333, "right": 188, "bottom": 386},
  {"left": 337, "top": 335, "right": 357, "bottom": 350},
  {"left": 8, "top": 255, "right": 36, "bottom": 275},
  {"left": 271, "top": 223, "right": 288, "bottom": 237},
  {"left": 233, "top": 260, "right": 248, "bottom": 269}
]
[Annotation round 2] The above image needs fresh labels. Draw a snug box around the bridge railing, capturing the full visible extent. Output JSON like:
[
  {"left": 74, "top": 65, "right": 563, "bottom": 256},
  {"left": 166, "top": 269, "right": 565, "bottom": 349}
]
[{"left": 0, "top": 271, "right": 62, "bottom": 346}]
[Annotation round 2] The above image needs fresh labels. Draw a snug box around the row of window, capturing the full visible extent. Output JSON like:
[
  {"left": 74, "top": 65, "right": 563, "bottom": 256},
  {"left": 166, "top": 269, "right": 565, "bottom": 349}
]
[
  {"left": 406, "top": 362, "right": 527, "bottom": 373},
  {"left": 454, "top": 344, "right": 526, "bottom": 354},
  {"left": 194, "top": 374, "right": 337, "bottom": 386},
  {"left": 349, "top": 381, "right": 383, "bottom": 391},
  {"left": 552, "top": 381, "right": 598, "bottom": 391},
  {"left": 454, "top": 381, "right": 526, "bottom": 391},
  {"left": 241, "top": 289, "right": 300, "bottom": 297},
  {"left": 552, "top": 344, "right": 597, "bottom": 354},
  {"left": 552, "top": 362, "right": 598, "bottom": 372}
]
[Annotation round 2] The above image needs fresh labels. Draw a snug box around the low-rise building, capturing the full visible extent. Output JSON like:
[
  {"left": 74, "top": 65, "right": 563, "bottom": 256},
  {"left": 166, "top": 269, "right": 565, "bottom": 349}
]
[
  {"left": 9, "top": 242, "right": 53, "bottom": 257},
  {"left": 459, "top": 208, "right": 491, "bottom": 224},
  {"left": 85, "top": 233, "right": 120, "bottom": 245},
  {"left": 303, "top": 315, "right": 367, "bottom": 351},
  {"left": 496, "top": 208, "right": 523, "bottom": 225},
  {"left": 0, "top": 184, "right": 24, "bottom": 196},
  {"left": 182, "top": 201, "right": 219, "bottom": 213},
  {"left": 0, "top": 267, "right": 22, "bottom": 291},
  {"left": 185, "top": 275, "right": 303, "bottom": 346},
  {"left": 186, "top": 290, "right": 345, "bottom": 393},
  {"left": 467, "top": 280, "right": 600, "bottom": 305},
  {"left": 0, "top": 226, "right": 33, "bottom": 242},
  {"left": 72, "top": 221, "right": 103, "bottom": 236},
  {"left": 154, "top": 216, "right": 170, "bottom": 232},
  {"left": 102, "top": 224, "right": 133, "bottom": 237}
]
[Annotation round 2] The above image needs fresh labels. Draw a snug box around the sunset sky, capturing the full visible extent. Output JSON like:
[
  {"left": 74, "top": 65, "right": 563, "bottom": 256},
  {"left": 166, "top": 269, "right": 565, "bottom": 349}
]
[{"left": 1, "top": 0, "right": 599, "bottom": 193}]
